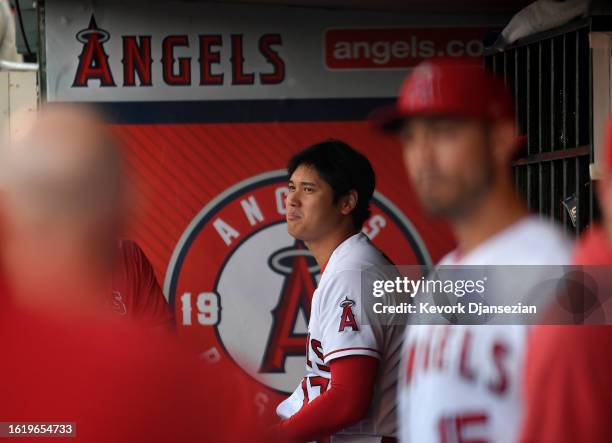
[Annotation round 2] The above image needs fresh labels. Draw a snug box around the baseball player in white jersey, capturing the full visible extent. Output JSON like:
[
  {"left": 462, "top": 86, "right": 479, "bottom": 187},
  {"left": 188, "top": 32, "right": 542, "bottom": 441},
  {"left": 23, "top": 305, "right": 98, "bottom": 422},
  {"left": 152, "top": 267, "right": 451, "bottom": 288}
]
[
  {"left": 271, "top": 140, "right": 403, "bottom": 443},
  {"left": 375, "top": 57, "right": 572, "bottom": 443}
]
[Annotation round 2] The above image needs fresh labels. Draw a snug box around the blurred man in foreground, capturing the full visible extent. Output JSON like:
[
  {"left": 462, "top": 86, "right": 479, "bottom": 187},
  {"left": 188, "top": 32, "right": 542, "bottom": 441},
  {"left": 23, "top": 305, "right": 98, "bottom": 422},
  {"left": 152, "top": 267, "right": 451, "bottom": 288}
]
[
  {"left": 0, "top": 104, "right": 264, "bottom": 441},
  {"left": 0, "top": 104, "right": 172, "bottom": 327},
  {"left": 376, "top": 58, "right": 571, "bottom": 443},
  {"left": 520, "top": 120, "right": 612, "bottom": 443}
]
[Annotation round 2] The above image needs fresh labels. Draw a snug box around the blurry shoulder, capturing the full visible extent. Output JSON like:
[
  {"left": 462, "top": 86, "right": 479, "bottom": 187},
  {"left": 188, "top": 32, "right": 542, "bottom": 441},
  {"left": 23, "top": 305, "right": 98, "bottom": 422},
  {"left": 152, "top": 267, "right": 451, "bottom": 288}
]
[
  {"left": 573, "top": 225, "right": 612, "bottom": 265},
  {"left": 118, "top": 239, "right": 149, "bottom": 263},
  {"left": 442, "top": 216, "right": 573, "bottom": 265},
  {"left": 505, "top": 216, "right": 573, "bottom": 263},
  {"left": 529, "top": 325, "right": 612, "bottom": 360}
]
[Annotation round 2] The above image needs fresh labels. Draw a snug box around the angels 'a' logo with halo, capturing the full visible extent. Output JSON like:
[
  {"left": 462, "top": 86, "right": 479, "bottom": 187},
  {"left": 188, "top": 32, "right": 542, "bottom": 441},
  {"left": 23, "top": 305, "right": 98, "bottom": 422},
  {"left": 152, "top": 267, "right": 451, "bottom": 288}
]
[
  {"left": 73, "top": 15, "right": 116, "bottom": 87},
  {"left": 165, "top": 170, "right": 430, "bottom": 395}
]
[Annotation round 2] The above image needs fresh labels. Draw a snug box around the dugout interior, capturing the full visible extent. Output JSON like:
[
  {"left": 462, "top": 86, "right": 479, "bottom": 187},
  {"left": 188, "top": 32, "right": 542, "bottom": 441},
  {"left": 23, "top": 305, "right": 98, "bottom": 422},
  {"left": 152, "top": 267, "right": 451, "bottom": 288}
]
[{"left": 485, "top": 7, "right": 612, "bottom": 237}]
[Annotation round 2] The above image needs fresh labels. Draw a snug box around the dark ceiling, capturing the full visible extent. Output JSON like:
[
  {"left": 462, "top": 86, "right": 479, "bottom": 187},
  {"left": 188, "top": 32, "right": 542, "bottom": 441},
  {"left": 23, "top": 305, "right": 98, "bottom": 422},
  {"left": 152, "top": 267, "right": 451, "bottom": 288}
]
[{"left": 203, "top": 0, "right": 533, "bottom": 13}]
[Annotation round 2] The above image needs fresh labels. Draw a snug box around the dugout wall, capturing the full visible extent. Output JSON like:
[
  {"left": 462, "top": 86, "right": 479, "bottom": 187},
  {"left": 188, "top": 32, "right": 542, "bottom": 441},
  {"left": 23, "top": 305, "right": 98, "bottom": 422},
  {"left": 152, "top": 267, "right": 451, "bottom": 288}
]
[{"left": 40, "top": 0, "right": 511, "bottom": 419}]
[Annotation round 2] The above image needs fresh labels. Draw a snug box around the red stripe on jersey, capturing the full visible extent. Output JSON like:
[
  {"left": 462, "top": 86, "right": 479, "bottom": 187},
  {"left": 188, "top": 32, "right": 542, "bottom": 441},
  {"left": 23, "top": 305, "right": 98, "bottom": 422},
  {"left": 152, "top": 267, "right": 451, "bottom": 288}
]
[{"left": 323, "top": 347, "right": 381, "bottom": 359}]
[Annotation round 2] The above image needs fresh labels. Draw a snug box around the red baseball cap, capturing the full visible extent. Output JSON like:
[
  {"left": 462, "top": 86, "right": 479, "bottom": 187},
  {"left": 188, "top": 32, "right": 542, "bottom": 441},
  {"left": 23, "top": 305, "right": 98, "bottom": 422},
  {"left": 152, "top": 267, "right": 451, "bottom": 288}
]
[{"left": 373, "top": 57, "right": 515, "bottom": 131}]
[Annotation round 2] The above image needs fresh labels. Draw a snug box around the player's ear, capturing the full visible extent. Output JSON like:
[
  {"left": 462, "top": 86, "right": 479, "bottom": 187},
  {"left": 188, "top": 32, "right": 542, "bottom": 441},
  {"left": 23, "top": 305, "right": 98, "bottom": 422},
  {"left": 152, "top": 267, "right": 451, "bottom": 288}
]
[
  {"left": 489, "top": 119, "right": 516, "bottom": 165},
  {"left": 339, "top": 190, "right": 358, "bottom": 215}
]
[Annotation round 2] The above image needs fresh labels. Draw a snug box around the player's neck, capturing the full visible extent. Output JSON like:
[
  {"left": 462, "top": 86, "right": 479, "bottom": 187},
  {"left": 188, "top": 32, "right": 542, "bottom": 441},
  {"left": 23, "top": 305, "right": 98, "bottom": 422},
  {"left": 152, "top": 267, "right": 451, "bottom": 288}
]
[
  {"left": 451, "top": 184, "right": 528, "bottom": 256},
  {"left": 305, "top": 226, "right": 359, "bottom": 269}
]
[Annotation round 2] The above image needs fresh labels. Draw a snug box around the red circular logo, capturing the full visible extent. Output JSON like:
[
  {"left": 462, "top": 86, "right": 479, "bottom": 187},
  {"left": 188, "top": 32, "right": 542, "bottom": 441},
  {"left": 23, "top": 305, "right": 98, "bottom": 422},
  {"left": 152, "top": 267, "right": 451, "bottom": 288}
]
[{"left": 165, "top": 170, "right": 430, "bottom": 402}]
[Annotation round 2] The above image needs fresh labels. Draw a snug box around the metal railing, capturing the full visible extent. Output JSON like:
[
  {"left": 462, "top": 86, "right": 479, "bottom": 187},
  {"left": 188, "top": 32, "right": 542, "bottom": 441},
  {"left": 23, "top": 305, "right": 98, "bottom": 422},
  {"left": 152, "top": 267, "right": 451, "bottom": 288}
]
[
  {"left": 485, "top": 21, "right": 594, "bottom": 237},
  {"left": 0, "top": 60, "right": 39, "bottom": 71}
]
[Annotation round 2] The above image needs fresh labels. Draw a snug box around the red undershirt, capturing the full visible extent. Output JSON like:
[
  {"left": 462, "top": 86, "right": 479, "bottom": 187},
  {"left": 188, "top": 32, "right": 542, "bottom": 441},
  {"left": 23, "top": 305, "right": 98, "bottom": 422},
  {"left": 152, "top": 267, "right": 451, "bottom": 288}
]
[
  {"left": 274, "top": 241, "right": 391, "bottom": 443},
  {"left": 274, "top": 355, "right": 379, "bottom": 443}
]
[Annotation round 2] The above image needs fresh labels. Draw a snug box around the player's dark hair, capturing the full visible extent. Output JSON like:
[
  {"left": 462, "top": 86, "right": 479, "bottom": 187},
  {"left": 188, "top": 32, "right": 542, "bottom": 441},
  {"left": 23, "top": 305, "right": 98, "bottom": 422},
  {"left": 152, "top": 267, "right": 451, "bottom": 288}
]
[{"left": 287, "top": 139, "right": 375, "bottom": 229}]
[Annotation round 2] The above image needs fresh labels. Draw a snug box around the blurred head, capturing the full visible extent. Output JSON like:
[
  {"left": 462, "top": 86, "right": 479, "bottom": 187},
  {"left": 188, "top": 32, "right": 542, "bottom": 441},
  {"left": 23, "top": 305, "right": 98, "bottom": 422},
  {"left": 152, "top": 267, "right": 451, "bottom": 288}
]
[
  {"left": 376, "top": 57, "right": 517, "bottom": 219},
  {"left": 285, "top": 140, "right": 375, "bottom": 242},
  {"left": 400, "top": 116, "right": 516, "bottom": 218},
  {"left": 0, "top": 104, "right": 126, "bottom": 308}
]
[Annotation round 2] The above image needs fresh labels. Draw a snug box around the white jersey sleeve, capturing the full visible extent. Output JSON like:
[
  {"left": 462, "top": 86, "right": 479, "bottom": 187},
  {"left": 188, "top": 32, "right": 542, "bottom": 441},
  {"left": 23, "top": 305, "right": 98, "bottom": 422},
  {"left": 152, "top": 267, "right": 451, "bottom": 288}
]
[{"left": 317, "top": 269, "right": 383, "bottom": 365}]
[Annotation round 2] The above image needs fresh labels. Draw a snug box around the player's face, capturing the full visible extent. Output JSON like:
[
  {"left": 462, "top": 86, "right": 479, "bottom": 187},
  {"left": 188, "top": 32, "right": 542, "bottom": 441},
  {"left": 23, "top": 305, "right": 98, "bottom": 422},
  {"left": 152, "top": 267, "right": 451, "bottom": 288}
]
[
  {"left": 400, "top": 117, "right": 494, "bottom": 218},
  {"left": 285, "top": 165, "right": 344, "bottom": 242}
]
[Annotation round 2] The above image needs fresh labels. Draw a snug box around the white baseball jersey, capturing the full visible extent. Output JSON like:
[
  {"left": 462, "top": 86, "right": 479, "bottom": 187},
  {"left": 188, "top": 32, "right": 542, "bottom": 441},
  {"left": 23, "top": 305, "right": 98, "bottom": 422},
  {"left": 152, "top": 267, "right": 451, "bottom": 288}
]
[
  {"left": 398, "top": 216, "right": 572, "bottom": 443},
  {"left": 277, "top": 232, "right": 405, "bottom": 442}
]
